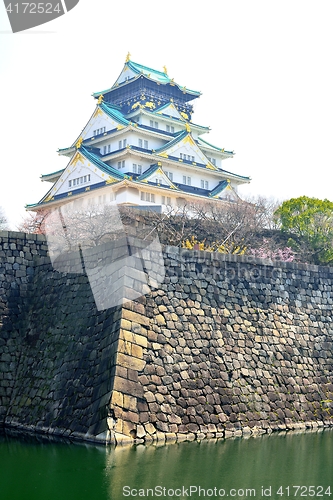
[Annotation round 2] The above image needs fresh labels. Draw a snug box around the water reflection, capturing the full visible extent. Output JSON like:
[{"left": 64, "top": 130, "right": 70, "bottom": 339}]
[
  {"left": 0, "top": 429, "right": 332, "bottom": 500},
  {"left": 104, "top": 430, "right": 333, "bottom": 499}
]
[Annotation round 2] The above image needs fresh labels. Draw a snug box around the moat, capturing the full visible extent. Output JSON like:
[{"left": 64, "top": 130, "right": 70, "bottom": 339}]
[{"left": 1, "top": 429, "right": 332, "bottom": 500}]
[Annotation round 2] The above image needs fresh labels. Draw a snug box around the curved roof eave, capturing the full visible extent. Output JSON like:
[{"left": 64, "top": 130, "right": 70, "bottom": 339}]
[{"left": 93, "top": 72, "right": 201, "bottom": 99}]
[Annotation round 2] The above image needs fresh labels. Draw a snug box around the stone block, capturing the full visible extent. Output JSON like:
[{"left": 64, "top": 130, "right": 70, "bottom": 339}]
[
  {"left": 123, "top": 395, "right": 137, "bottom": 411},
  {"left": 111, "top": 390, "right": 123, "bottom": 407},
  {"left": 122, "top": 330, "right": 147, "bottom": 348},
  {"left": 122, "top": 309, "right": 150, "bottom": 326},
  {"left": 136, "top": 424, "right": 146, "bottom": 438},
  {"left": 117, "top": 353, "right": 145, "bottom": 371},
  {"left": 131, "top": 344, "right": 143, "bottom": 359},
  {"left": 113, "top": 377, "right": 144, "bottom": 398},
  {"left": 144, "top": 422, "right": 156, "bottom": 435},
  {"left": 120, "top": 319, "right": 132, "bottom": 331}
]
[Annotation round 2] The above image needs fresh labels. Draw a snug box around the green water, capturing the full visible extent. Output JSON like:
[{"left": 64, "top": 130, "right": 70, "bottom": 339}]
[{"left": 0, "top": 430, "right": 332, "bottom": 500}]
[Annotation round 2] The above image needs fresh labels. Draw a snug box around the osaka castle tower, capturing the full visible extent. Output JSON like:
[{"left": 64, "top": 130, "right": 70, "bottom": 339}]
[{"left": 30, "top": 54, "right": 250, "bottom": 212}]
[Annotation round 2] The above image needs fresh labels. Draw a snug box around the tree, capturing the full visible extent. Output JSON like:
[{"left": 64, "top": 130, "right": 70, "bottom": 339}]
[
  {"left": 0, "top": 207, "right": 8, "bottom": 230},
  {"left": 274, "top": 196, "right": 333, "bottom": 265},
  {"left": 17, "top": 209, "right": 49, "bottom": 234},
  {"left": 121, "top": 196, "right": 281, "bottom": 253}
]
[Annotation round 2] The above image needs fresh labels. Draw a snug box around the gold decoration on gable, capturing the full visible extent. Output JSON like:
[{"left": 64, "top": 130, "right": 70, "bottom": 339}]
[
  {"left": 125, "top": 52, "right": 131, "bottom": 62},
  {"left": 183, "top": 135, "right": 195, "bottom": 146},
  {"left": 163, "top": 65, "right": 168, "bottom": 74},
  {"left": 105, "top": 177, "right": 117, "bottom": 184},
  {"left": 180, "top": 111, "right": 189, "bottom": 120},
  {"left": 185, "top": 122, "right": 191, "bottom": 133},
  {"left": 93, "top": 107, "right": 103, "bottom": 118},
  {"left": 116, "top": 125, "right": 124, "bottom": 130},
  {"left": 71, "top": 152, "right": 84, "bottom": 167},
  {"left": 97, "top": 94, "right": 104, "bottom": 104},
  {"left": 76, "top": 137, "right": 83, "bottom": 149},
  {"left": 44, "top": 195, "right": 54, "bottom": 203},
  {"left": 145, "top": 101, "right": 155, "bottom": 110},
  {"left": 159, "top": 152, "right": 169, "bottom": 158}
]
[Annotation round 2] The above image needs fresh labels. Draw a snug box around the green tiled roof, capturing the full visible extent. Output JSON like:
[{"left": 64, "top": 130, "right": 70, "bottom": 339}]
[
  {"left": 154, "top": 131, "right": 188, "bottom": 154},
  {"left": 93, "top": 60, "right": 201, "bottom": 98},
  {"left": 100, "top": 102, "right": 130, "bottom": 126}
]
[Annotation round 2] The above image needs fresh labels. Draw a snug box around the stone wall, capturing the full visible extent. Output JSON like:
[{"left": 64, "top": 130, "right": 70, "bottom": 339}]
[
  {"left": 1, "top": 231, "right": 333, "bottom": 445},
  {"left": 0, "top": 231, "right": 121, "bottom": 442},
  {"left": 109, "top": 247, "right": 333, "bottom": 443}
]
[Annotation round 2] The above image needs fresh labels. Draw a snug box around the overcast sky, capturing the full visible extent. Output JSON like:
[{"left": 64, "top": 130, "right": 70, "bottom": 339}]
[{"left": 1, "top": 1, "right": 333, "bottom": 228}]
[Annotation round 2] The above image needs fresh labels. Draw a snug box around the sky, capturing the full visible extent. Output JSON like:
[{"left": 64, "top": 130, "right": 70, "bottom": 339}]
[{"left": 1, "top": 0, "right": 333, "bottom": 229}]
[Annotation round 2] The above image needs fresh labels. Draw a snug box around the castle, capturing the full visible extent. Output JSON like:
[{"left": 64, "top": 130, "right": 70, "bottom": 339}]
[{"left": 28, "top": 54, "right": 250, "bottom": 212}]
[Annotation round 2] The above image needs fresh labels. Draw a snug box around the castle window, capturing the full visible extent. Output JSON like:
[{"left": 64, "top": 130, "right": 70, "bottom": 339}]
[
  {"left": 133, "top": 163, "right": 142, "bottom": 174},
  {"left": 123, "top": 139, "right": 127, "bottom": 147},
  {"left": 144, "top": 140, "right": 148, "bottom": 149},
  {"left": 140, "top": 191, "right": 154, "bottom": 203},
  {"left": 171, "top": 126, "right": 174, "bottom": 133},
  {"left": 180, "top": 153, "right": 183, "bottom": 159},
  {"left": 118, "top": 140, "right": 122, "bottom": 149},
  {"left": 166, "top": 125, "right": 170, "bottom": 132},
  {"left": 108, "top": 144, "right": 111, "bottom": 153},
  {"left": 183, "top": 176, "right": 191, "bottom": 186},
  {"left": 201, "top": 180, "right": 209, "bottom": 189},
  {"left": 103, "top": 146, "right": 107, "bottom": 154},
  {"left": 118, "top": 161, "right": 121, "bottom": 169},
  {"left": 69, "top": 174, "right": 90, "bottom": 189},
  {"left": 162, "top": 196, "right": 171, "bottom": 205},
  {"left": 212, "top": 158, "right": 216, "bottom": 166},
  {"left": 191, "top": 156, "right": 195, "bottom": 162},
  {"left": 138, "top": 139, "right": 143, "bottom": 148}
]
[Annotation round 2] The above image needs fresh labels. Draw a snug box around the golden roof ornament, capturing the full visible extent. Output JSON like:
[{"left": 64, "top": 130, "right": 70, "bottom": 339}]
[
  {"left": 185, "top": 122, "right": 191, "bottom": 133},
  {"left": 97, "top": 94, "right": 104, "bottom": 105},
  {"left": 125, "top": 52, "right": 131, "bottom": 63},
  {"left": 76, "top": 137, "right": 83, "bottom": 149},
  {"left": 163, "top": 65, "right": 168, "bottom": 74}
]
